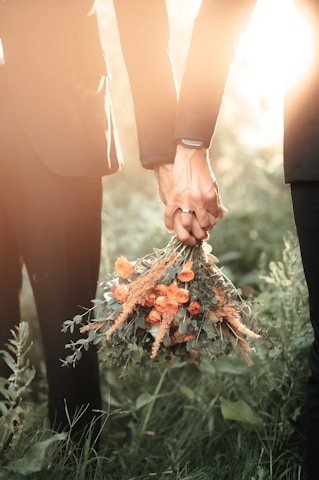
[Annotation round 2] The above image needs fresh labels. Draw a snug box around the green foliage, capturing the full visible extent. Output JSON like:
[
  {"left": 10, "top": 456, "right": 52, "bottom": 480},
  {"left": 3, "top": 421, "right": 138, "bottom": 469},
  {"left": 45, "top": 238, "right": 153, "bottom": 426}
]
[
  {"left": 209, "top": 172, "right": 295, "bottom": 291},
  {"left": 220, "top": 396, "right": 263, "bottom": 426},
  {"left": 0, "top": 232, "right": 311, "bottom": 480},
  {"left": 96, "top": 232, "right": 310, "bottom": 480},
  {"left": 0, "top": 322, "right": 36, "bottom": 454},
  {"left": 0, "top": 434, "right": 67, "bottom": 479}
]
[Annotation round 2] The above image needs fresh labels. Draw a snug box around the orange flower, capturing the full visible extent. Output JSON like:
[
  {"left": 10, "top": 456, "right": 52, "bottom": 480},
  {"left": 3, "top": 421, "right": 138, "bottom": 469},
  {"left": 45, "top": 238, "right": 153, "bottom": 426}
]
[
  {"left": 114, "top": 256, "right": 133, "bottom": 279},
  {"left": 112, "top": 284, "right": 129, "bottom": 303},
  {"left": 154, "top": 296, "right": 166, "bottom": 313},
  {"left": 155, "top": 284, "right": 168, "bottom": 297},
  {"left": 144, "top": 292, "right": 156, "bottom": 307},
  {"left": 177, "top": 261, "right": 195, "bottom": 282},
  {"left": 175, "top": 288, "right": 189, "bottom": 304},
  {"left": 171, "top": 331, "right": 197, "bottom": 344},
  {"left": 187, "top": 301, "right": 201, "bottom": 315},
  {"left": 166, "top": 283, "right": 179, "bottom": 298},
  {"left": 183, "top": 332, "right": 197, "bottom": 342},
  {"left": 171, "top": 331, "right": 182, "bottom": 344},
  {"left": 146, "top": 309, "right": 162, "bottom": 325},
  {"left": 164, "top": 297, "right": 179, "bottom": 315}
]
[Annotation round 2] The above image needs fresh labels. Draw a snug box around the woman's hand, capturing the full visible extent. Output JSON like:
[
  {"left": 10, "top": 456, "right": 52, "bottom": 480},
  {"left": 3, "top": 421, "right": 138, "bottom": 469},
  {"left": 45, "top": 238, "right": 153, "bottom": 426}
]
[{"left": 154, "top": 145, "right": 227, "bottom": 246}]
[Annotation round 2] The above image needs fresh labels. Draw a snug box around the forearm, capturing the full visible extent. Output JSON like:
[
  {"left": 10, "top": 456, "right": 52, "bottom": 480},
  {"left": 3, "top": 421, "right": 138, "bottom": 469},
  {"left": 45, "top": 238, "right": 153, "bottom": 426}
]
[
  {"left": 175, "top": 0, "right": 256, "bottom": 146},
  {"left": 113, "top": 0, "right": 177, "bottom": 168}
]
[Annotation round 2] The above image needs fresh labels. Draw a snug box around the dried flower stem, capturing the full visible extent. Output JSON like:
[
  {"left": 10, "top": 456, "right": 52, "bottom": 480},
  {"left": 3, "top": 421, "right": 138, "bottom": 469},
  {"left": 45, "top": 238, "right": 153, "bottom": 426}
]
[
  {"left": 221, "top": 325, "right": 253, "bottom": 366},
  {"left": 81, "top": 320, "right": 107, "bottom": 333},
  {"left": 106, "top": 252, "right": 179, "bottom": 341},
  {"left": 237, "top": 337, "right": 253, "bottom": 367},
  {"left": 150, "top": 312, "right": 175, "bottom": 360},
  {"left": 225, "top": 312, "right": 260, "bottom": 339},
  {"left": 213, "top": 287, "right": 260, "bottom": 340}
]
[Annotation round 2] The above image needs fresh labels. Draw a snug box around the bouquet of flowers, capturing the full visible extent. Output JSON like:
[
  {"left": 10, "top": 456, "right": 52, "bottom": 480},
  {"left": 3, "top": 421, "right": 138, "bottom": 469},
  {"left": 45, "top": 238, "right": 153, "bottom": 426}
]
[{"left": 63, "top": 235, "right": 260, "bottom": 373}]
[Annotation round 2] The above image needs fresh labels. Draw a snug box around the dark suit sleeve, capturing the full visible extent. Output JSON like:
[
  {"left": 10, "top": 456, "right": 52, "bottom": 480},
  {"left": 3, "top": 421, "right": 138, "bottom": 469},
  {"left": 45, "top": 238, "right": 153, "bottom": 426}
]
[
  {"left": 113, "top": 0, "right": 177, "bottom": 169},
  {"left": 175, "top": 0, "right": 256, "bottom": 148}
]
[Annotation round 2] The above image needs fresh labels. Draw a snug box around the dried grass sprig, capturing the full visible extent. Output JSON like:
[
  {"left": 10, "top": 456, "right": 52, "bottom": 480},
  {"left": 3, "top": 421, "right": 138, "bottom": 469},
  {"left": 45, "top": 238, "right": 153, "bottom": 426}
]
[{"left": 150, "top": 312, "right": 175, "bottom": 360}]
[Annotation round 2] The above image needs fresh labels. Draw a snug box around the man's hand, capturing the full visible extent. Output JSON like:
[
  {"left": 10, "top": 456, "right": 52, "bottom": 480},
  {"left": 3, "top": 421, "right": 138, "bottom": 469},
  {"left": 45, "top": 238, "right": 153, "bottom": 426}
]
[{"left": 154, "top": 145, "right": 227, "bottom": 246}]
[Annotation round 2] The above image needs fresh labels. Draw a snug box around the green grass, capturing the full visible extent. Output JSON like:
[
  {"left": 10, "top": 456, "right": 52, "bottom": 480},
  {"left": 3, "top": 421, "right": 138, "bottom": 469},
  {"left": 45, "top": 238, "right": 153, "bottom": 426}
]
[{"left": 0, "top": 230, "right": 311, "bottom": 479}]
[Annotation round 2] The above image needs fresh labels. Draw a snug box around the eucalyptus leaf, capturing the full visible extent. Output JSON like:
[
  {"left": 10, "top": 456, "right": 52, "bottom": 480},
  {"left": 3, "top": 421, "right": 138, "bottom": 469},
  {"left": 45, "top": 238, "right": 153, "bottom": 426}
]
[
  {"left": 73, "top": 314, "right": 83, "bottom": 324},
  {"left": 135, "top": 317, "right": 145, "bottom": 329},
  {"left": 178, "top": 319, "right": 190, "bottom": 334},
  {"left": 91, "top": 298, "right": 105, "bottom": 305}
]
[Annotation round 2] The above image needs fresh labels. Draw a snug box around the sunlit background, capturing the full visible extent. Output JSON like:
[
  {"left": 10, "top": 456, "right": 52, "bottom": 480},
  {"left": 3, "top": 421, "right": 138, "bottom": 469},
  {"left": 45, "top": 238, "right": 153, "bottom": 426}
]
[{"left": 97, "top": 0, "right": 315, "bottom": 172}]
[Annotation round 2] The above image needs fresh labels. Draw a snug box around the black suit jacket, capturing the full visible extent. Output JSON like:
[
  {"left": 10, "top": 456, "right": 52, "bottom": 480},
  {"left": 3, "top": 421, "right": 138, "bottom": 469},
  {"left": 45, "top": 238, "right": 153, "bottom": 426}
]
[
  {"left": 0, "top": 0, "right": 121, "bottom": 177},
  {"left": 284, "top": 0, "right": 319, "bottom": 182},
  {"left": 113, "top": 0, "right": 257, "bottom": 170},
  {"left": 174, "top": 0, "right": 256, "bottom": 148}
]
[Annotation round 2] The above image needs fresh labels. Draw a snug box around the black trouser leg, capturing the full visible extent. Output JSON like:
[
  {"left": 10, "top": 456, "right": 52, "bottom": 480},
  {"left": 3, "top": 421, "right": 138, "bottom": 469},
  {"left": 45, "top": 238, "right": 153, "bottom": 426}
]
[
  {"left": 0, "top": 150, "right": 102, "bottom": 445},
  {"left": 0, "top": 74, "right": 102, "bottom": 446},
  {"left": 22, "top": 174, "right": 103, "bottom": 444},
  {"left": 291, "top": 181, "right": 319, "bottom": 480},
  {"left": 0, "top": 195, "right": 22, "bottom": 380}
]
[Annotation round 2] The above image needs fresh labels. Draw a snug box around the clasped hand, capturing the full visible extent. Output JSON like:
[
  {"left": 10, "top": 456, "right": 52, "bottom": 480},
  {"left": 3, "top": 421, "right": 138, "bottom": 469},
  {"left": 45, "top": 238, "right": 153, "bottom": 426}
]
[{"left": 154, "top": 145, "right": 227, "bottom": 246}]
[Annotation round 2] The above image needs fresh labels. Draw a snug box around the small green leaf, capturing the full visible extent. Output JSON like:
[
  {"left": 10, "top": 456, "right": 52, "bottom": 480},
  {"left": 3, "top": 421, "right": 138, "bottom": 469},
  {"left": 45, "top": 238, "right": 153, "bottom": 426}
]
[
  {"left": 179, "top": 385, "right": 196, "bottom": 402},
  {"left": 75, "top": 350, "right": 82, "bottom": 361},
  {"left": 73, "top": 315, "right": 83, "bottom": 323},
  {"left": 136, "top": 392, "right": 154, "bottom": 410},
  {"left": 91, "top": 298, "right": 105, "bottom": 305},
  {"left": 6, "top": 433, "right": 67, "bottom": 474},
  {"left": 220, "top": 396, "right": 263, "bottom": 427},
  {"left": 135, "top": 317, "right": 145, "bottom": 329}
]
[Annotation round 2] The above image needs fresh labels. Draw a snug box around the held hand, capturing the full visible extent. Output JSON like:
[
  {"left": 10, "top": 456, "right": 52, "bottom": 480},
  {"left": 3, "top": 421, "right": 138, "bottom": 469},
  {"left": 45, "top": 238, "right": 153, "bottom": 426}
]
[{"left": 154, "top": 145, "right": 227, "bottom": 246}]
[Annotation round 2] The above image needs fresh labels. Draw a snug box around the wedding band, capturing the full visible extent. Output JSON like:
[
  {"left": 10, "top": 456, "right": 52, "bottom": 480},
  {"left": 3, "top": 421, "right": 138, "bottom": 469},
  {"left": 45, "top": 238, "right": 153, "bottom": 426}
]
[{"left": 180, "top": 208, "right": 193, "bottom": 214}]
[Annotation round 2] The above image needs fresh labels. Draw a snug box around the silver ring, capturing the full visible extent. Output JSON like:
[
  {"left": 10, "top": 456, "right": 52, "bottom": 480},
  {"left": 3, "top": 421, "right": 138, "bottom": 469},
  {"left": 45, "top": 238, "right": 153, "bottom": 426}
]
[{"left": 180, "top": 208, "right": 193, "bottom": 214}]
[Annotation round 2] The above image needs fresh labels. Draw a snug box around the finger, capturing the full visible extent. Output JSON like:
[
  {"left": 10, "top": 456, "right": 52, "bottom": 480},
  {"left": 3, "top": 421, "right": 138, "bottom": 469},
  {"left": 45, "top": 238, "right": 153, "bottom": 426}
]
[
  {"left": 218, "top": 205, "right": 228, "bottom": 219},
  {"left": 205, "top": 199, "right": 228, "bottom": 222},
  {"left": 165, "top": 204, "right": 194, "bottom": 232},
  {"left": 172, "top": 210, "right": 197, "bottom": 246},
  {"left": 190, "top": 186, "right": 223, "bottom": 229},
  {"left": 199, "top": 177, "right": 223, "bottom": 216},
  {"left": 190, "top": 218, "right": 210, "bottom": 241},
  {"left": 164, "top": 203, "right": 180, "bottom": 231},
  {"left": 190, "top": 213, "right": 216, "bottom": 241},
  {"left": 179, "top": 208, "right": 194, "bottom": 231},
  {"left": 192, "top": 206, "right": 214, "bottom": 231},
  {"left": 174, "top": 224, "right": 197, "bottom": 246},
  {"left": 174, "top": 211, "right": 211, "bottom": 245},
  {"left": 192, "top": 199, "right": 222, "bottom": 230}
]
